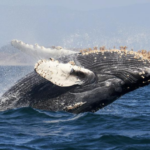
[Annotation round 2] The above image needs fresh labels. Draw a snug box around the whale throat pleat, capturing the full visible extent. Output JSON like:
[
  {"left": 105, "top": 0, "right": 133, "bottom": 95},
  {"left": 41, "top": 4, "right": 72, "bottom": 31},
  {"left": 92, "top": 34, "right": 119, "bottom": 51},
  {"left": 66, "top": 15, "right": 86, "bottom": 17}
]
[{"left": 77, "top": 50, "right": 150, "bottom": 86}]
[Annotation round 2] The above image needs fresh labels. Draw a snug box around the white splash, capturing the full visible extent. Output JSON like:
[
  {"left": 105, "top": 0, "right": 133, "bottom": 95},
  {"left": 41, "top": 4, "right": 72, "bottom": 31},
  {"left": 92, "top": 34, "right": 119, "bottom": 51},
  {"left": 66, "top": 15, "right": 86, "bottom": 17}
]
[{"left": 11, "top": 39, "right": 77, "bottom": 60}]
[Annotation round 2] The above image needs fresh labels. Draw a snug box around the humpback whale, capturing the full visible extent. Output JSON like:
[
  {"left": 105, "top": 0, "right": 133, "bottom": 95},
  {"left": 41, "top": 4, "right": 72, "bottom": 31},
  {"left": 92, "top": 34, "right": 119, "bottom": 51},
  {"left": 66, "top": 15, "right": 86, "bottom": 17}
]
[{"left": 1, "top": 41, "right": 150, "bottom": 113}]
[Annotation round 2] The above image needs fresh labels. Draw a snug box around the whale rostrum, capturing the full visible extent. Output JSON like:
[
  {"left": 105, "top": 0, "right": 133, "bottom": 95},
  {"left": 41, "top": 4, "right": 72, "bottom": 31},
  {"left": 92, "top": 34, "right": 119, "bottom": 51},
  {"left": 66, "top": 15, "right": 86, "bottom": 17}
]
[{"left": 1, "top": 42, "right": 150, "bottom": 113}]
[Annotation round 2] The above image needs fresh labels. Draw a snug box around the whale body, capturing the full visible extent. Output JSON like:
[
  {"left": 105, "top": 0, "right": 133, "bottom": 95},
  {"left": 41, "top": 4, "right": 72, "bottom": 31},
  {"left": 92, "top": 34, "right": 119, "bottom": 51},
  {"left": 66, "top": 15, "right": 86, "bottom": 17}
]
[{"left": 1, "top": 43, "right": 150, "bottom": 113}]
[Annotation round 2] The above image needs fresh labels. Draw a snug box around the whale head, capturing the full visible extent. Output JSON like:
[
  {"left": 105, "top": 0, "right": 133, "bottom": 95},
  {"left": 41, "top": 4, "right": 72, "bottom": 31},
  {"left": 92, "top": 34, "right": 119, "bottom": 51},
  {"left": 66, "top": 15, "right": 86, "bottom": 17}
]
[{"left": 33, "top": 48, "right": 150, "bottom": 113}]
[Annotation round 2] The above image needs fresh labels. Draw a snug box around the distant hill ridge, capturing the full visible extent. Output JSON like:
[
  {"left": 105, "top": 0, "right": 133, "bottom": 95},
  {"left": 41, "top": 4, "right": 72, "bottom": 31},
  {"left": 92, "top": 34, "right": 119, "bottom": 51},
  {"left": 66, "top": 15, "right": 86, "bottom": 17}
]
[{"left": 0, "top": 44, "right": 35, "bottom": 66}]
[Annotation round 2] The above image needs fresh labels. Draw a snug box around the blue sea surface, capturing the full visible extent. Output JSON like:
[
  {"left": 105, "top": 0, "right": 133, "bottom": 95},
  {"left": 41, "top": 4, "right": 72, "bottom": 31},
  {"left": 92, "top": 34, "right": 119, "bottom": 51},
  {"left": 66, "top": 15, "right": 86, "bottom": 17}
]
[{"left": 0, "top": 66, "right": 150, "bottom": 150}]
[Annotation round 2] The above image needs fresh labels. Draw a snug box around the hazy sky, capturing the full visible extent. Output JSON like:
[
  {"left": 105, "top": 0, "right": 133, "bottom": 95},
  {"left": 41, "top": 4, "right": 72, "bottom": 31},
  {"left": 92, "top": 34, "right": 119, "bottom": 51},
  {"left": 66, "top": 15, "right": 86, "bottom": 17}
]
[
  {"left": 1, "top": 0, "right": 150, "bottom": 10},
  {"left": 0, "top": 0, "right": 150, "bottom": 50}
]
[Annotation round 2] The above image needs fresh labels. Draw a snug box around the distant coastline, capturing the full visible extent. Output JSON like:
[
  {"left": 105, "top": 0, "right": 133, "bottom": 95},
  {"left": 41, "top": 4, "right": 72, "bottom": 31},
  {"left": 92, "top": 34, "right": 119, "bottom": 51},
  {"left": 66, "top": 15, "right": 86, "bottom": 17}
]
[
  {"left": 0, "top": 63, "right": 33, "bottom": 66},
  {"left": 0, "top": 52, "right": 35, "bottom": 66}
]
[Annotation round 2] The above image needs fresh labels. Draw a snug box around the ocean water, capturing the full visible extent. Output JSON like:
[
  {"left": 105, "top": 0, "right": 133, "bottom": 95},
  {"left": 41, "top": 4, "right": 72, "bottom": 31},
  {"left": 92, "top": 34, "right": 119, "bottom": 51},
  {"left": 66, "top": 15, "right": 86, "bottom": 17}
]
[{"left": 0, "top": 66, "right": 150, "bottom": 150}]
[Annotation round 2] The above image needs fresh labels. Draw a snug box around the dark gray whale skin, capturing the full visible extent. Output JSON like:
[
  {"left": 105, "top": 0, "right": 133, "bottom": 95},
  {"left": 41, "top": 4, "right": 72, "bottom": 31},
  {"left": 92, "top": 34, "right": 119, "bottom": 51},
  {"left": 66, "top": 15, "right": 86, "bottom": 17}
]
[{"left": 1, "top": 50, "right": 150, "bottom": 113}]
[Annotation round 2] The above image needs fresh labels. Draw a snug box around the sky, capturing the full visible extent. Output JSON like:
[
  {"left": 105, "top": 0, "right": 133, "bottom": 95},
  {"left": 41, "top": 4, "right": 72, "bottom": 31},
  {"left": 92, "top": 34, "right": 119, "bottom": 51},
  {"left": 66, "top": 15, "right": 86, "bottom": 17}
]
[
  {"left": 1, "top": 0, "right": 150, "bottom": 10},
  {"left": 0, "top": 0, "right": 150, "bottom": 50}
]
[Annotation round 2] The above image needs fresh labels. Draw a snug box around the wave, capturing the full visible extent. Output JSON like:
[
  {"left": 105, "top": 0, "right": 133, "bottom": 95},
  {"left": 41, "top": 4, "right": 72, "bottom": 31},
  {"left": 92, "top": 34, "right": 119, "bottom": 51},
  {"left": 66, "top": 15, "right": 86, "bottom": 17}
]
[{"left": 0, "top": 107, "right": 150, "bottom": 149}]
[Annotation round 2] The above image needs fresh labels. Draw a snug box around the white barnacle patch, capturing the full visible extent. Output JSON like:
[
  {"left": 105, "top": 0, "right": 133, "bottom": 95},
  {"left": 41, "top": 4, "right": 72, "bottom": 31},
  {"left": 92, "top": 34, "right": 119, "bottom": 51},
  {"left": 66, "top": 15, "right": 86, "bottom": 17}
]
[
  {"left": 35, "top": 59, "right": 94, "bottom": 87},
  {"left": 69, "top": 61, "right": 75, "bottom": 66},
  {"left": 141, "top": 76, "right": 145, "bottom": 79},
  {"left": 105, "top": 81, "right": 111, "bottom": 87},
  {"left": 66, "top": 102, "right": 86, "bottom": 110}
]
